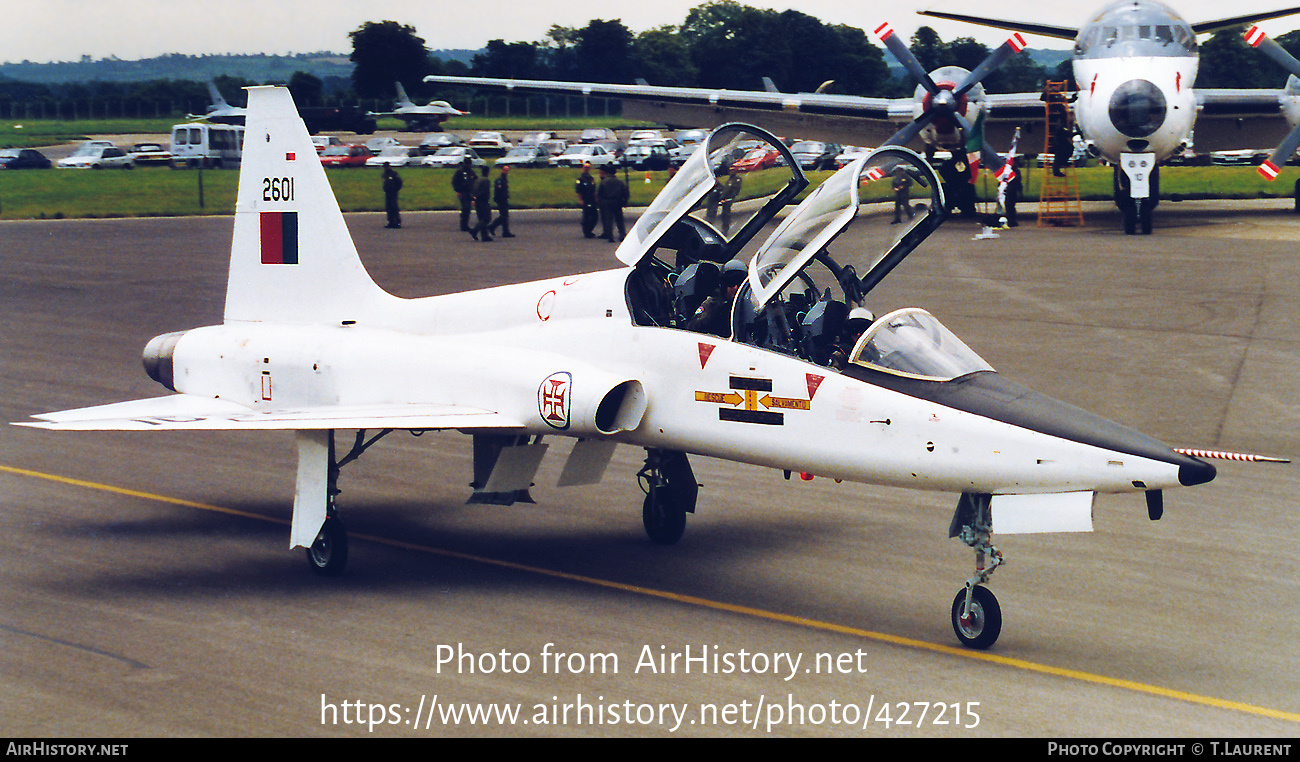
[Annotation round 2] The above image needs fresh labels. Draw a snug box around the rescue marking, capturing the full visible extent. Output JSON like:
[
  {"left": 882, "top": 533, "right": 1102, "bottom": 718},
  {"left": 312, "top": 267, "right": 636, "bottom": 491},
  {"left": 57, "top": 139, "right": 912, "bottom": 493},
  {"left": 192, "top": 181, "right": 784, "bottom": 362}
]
[{"left": 694, "top": 376, "right": 816, "bottom": 426}]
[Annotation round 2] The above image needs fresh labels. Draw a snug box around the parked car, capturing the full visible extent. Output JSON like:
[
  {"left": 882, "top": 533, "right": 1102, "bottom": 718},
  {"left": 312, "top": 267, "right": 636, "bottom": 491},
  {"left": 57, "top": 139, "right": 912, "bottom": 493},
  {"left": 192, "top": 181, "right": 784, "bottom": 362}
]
[
  {"left": 789, "top": 140, "right": 841, "bottom": 171},
  {"left": 365, "top": 136, "right": 402, "bottom": 152},
  {"left": 365, "top": 146, "right": 421, "bottom": 167},
  {"left": 579, "top": 127, "right": 616, "bottom": 144},
  {"left": 468, "top": 131, "right": 512, "bottom": 157},
  {"left": 1210, "top": 149, "right": 1268, "bottom": 165},
  {"left": 671, "top": 141, "right": 700, "bottom": 167},
  {"left": 421, "top": 146, "right": 486, "bottom": 168},
  {"left": 520, "top": 131, "right": 557, "bottom": 147},
  {"left": 674, "top": 128, "right": 707, "bottom": 146},
  {"left": 419, "top": 133, "right": 465, "bottom": 154},
  {"left": 319, "top": 144, "right": 374, "bottom": 167},
  {"left": 312, "top": 135, "right": 344, "bottom": 154},
  {"left": 0, "top": 148, "right": 52, "bottom": 169},
  {"left": 549, "top": 143, "right": 619, "bottom": 168},
  {"left": 628, "top": 129, "right": 664, "bottom": 143},
  {"left": 126, "top": 143, "right": 171, "bottom": 166},
  {"left": 495, "top": 146, "right": 554, "bottom": 168},
  {"left": 730, "top": 146, "right": 780, "bottom": 173},
  {"left": 57, "top": 144, "right": 133, "bottom": 169},
  {"left": 834, "top": 145, "right": 871, "bottom": 169},
  {"left": 621, "top": 143, "right": 672, "bottom": 171}
]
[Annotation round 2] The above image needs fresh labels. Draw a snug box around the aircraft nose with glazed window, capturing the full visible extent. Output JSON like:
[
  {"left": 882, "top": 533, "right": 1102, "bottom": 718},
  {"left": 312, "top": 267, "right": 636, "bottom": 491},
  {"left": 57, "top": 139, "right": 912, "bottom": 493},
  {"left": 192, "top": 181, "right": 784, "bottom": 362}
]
[{"left": 24, "top": 87, "right": 1258, "bottom": 651}]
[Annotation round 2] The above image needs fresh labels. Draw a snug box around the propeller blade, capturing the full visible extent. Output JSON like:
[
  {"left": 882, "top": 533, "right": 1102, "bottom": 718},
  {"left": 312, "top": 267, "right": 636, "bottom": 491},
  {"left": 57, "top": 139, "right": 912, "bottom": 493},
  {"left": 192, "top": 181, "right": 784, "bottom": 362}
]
[
  {"left": 1245, "top": 26, "right": 1300, "bottom": 179},
  {"left": 873, "top": 22, "right": 939, "bottom": 94},
  {"left": 956, "top": 34, "right": 1028, "bottom": 97},
  {"left": 882, "top": 108, "right": 940, "bottom": 148},
  {"left": 1245, "top": 25, "right": 1300, "bottom": 78},
  {"left": 1258, "top": 123, "right": 1300, "bottom": 179}
]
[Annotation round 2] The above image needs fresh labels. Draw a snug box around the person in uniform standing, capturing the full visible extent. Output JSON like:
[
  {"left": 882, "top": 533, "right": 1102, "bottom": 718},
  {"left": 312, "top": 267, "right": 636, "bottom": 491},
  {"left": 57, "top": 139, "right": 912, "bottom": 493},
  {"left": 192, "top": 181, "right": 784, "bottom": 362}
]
[
  {"left": 382, "top": 165, "right": 403, "bottom": 229},
  {"left": 452, "top": 157, "right": 477, "bottom": 232},
  {"left": 488, "top": 164, "right": 514, "bottom": 238},
  {"left": 470, "top": 166, "right": 493, "bottom": 242},
  {"left": 597, "top": 165, "right": 629, "bottom": 242},
  {"left": 575, "top": 162, "right": 598, "bottom": 238}
]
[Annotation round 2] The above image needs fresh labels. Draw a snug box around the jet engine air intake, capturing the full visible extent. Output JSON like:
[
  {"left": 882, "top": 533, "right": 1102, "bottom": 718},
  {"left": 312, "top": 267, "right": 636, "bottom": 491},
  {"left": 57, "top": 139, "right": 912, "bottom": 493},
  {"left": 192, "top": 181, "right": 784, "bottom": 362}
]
[
  {"left": 595, "top": 380, "right": 647, "bottom": 435},
  {"left": 1108, "top": 79, "right": 1167, "bottom": 137}
]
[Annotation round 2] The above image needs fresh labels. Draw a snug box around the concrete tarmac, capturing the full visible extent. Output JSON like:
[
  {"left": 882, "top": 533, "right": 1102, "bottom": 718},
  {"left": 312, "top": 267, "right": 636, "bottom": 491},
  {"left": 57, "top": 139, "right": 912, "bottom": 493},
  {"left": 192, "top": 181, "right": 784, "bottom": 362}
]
[{"left": 0, "top": 203, "right": 1297, "bottom": 737}]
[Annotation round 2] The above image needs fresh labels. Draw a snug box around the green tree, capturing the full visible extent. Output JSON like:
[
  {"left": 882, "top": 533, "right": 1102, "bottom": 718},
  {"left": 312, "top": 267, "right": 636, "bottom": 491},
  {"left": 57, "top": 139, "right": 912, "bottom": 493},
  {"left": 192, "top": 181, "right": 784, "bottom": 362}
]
[
  {"left": 349, "top": 21, "right": 433, "bottom": 99},
  {"left": 1197, "top": 26, "right": 1272, "bottom": 88},
  {"left": 633, "top": 27, "right": 699, "bottom": 86},
  {"left": 287, "top": 71, "right": 323, "bottom": 106},
  {"left": 471, "top": 39, "right": 541, "bottom": 79},
  {"left": 576, "top": 19, "right": 636, "bottom": 84},
  {"left": 911, "top": 26, "right": 945, "bottom": 72}
]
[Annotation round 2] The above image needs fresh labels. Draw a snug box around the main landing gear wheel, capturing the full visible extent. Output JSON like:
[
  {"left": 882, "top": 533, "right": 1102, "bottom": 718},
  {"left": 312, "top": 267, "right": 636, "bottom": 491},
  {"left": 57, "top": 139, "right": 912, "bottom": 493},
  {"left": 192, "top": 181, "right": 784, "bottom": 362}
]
[
  {"left": 306, "top": 515, "right": 349, "bottom": 576},
  {"left": 637, "top": 449, "right": 698, "bottom": 545},
  {"left": 951, "top": 585, "right": 1002, "bottom": 650},
  {"left": 642, "top": 487, "right": 687, "bottom": 545}
]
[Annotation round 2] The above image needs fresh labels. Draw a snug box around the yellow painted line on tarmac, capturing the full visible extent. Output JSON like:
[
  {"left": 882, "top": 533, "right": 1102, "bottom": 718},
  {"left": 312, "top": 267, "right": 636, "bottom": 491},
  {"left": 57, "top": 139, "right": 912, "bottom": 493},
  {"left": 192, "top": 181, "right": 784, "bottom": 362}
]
[{"left": 5, "top": 461, "right": 1298, "bottom": 724}]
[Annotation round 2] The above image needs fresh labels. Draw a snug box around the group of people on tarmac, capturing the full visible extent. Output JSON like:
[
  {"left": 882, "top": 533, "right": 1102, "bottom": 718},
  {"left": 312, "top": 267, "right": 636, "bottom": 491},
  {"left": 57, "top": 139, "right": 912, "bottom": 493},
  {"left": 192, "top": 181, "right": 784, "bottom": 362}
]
[{"left": 379, "top": 153, "right": 633, "bottom": 243}]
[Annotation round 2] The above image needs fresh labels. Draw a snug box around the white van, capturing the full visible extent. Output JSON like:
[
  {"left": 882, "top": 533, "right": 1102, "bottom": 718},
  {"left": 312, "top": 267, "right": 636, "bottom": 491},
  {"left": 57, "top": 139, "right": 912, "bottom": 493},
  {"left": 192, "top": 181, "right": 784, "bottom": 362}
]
[{"left": 170, "top": 123, "right": 245, "bottom": 168}]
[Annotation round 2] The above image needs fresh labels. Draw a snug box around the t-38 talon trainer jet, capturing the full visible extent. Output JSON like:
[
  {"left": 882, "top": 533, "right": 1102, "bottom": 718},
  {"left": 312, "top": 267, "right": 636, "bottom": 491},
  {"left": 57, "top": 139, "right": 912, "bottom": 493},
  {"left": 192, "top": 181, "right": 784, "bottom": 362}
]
[
  {"left": 366, "top": 81, "right": 467, "bottom": 132},
  {"left": 22, "top": 86, "right": 1237, "bottom": 650}
]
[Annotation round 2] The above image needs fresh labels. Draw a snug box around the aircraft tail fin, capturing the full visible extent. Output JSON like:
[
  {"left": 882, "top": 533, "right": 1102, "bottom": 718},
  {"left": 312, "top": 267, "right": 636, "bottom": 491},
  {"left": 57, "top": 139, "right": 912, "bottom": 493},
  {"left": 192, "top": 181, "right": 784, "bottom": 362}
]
[
  {"left": 224, "top": 86, "right": 394, "bottom": 325},
  {"left": 395, "top": 81, "right": 416, "bottom": 108},
  {"left": 208, "top": 81, "right": 231, "bottom": 108}
]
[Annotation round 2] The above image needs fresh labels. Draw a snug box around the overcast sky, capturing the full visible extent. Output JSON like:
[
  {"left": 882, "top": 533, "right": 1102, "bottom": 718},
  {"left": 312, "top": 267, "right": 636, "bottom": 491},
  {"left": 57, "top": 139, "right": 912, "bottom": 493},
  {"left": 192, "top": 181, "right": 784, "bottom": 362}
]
[{"left": 8, "top": 1, "right": 1300, "bottom": 63}]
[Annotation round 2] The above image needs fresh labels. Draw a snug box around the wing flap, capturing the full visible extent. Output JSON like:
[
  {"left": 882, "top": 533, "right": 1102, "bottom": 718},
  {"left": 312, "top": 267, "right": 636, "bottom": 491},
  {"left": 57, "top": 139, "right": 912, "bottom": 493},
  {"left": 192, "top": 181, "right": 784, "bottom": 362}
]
[{"left": 18, "top": 395, "right": 524, "bottom": 431}]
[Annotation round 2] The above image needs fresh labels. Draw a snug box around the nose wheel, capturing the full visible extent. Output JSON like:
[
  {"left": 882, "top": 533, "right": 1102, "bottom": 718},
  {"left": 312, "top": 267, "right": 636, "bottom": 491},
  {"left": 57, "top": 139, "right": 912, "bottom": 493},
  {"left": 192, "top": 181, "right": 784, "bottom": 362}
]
[{"left": 949, "top": 492, "right": 1006, "bottom": 649}]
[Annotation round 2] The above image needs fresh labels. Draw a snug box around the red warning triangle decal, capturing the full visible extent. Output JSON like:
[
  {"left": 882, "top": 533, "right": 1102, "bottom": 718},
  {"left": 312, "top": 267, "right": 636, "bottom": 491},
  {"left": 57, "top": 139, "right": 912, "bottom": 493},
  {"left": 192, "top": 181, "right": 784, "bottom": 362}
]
[
  {"left": 806, "top": 373, "right": 825, "bottom": 400},
  {"left": 699, "top": 343, "right": 715, "bottom": 369}
]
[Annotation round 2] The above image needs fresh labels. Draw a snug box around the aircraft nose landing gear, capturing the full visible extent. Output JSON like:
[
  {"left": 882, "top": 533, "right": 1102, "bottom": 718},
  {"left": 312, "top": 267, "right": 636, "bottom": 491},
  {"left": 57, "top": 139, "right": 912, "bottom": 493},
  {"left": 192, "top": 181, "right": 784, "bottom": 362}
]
[{"left": 949, "top": 492, "right": 1004, "bottom": 649}]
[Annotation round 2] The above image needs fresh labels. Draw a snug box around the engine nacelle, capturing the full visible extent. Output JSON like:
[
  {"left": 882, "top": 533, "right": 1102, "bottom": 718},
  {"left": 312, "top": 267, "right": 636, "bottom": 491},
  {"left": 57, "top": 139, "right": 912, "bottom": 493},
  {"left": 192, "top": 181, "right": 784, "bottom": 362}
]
[
  {"left": 142, "top": 330, "right": 188, "bottom": 391},
  {"left": 535, "top": 370, "right": 646, "bottom": 436}
]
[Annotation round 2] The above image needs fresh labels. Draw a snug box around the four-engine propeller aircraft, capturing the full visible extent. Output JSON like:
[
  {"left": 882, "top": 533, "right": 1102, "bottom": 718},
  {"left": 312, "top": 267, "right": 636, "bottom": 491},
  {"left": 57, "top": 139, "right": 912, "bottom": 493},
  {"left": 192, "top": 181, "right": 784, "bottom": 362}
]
[
  {"left": 921, "top": 1, "right": 1300, "bottom": 233},
  {"left": 21, "top": 86, "right": 1226, "bottom": 650},
  {"left": 428, "top": 1, "right": 1300, "bottom": 235},
  {"left": 366, "top": 81, "right": 468, "bottom": 131}
]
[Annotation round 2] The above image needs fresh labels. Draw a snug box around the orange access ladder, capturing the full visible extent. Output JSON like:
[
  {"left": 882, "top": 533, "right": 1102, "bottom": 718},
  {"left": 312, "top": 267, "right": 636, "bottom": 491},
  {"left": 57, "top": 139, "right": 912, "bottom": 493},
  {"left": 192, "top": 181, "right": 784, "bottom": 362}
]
[{"left": 1037, "top": 80, "right": 1084, "bottom": 227}]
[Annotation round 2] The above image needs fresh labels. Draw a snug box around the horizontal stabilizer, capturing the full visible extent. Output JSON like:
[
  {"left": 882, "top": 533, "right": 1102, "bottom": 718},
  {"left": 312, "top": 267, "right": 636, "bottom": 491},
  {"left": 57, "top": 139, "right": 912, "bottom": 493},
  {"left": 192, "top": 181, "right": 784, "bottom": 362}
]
[{"left": 19, "top": 395, "right": 524, "bottom": 431}]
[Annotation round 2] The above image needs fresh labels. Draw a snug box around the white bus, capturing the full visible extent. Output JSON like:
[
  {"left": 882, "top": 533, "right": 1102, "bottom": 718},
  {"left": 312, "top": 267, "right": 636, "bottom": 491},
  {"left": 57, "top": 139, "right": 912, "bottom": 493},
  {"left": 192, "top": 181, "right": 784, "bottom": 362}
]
[{"left": 169, "top": 123, "right": 245, "bottom": 168}]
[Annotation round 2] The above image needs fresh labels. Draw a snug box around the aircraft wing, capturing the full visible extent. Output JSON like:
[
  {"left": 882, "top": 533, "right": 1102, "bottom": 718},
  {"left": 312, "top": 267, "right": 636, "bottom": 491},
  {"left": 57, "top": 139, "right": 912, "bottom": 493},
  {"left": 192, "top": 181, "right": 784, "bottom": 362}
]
[
  {"left": 19, "top": 394, "right": 525, "bottom": 431},
  {"left": 427, "top": 75, "right": 1043, "bottom": 149},
  {"left": 1192, "top": 89, "right": 1293, "bottom": 151}
]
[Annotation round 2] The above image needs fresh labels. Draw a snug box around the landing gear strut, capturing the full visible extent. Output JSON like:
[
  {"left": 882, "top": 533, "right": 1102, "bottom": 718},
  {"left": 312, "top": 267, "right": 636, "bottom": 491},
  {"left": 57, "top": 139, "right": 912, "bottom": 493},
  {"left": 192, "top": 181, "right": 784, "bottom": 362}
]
[
  {"left": 949, "top": 492, "right": 1004, "bottom": 649},
  {"left": 637, "top": 449, "right": 698, "bottom": 545},
  {"left": 302, "top": 428, "right": 393, "bottom": 576}
]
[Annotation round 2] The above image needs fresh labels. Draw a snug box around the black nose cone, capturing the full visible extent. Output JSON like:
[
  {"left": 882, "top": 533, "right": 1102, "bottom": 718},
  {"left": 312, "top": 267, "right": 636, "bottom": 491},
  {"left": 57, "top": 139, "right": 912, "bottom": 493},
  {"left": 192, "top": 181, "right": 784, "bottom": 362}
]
[
  {"left": 1179, "top": 457, "right": 1216, "bottom": 487},
  {"left": 1109, "top": 79, "right": 1166, "bottom": 138}
]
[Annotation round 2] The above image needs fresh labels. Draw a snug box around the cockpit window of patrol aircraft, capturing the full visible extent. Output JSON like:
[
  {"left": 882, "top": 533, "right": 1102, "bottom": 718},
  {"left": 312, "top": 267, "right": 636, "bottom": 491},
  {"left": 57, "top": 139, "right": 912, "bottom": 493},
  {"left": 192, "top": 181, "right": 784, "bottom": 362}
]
[{"left": 1075, "top": 2, "right": 1197, "bottom": 58}]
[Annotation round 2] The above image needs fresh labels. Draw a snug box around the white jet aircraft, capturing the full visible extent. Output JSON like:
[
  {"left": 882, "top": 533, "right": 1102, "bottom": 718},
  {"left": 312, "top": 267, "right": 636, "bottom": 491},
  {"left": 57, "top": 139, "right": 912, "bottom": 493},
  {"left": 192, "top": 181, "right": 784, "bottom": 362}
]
[
  {"left": 22, "top": 86, "right": 1233, "bottom": 650},
  {"left": 427, "top": 1, "right": 1300, "bottom": 235},
  {"left": 186, "top": 81, "right": 248, "bottom": 124},
  {"left": 367, "top": 81, "right": 468, "bottom": 132}
]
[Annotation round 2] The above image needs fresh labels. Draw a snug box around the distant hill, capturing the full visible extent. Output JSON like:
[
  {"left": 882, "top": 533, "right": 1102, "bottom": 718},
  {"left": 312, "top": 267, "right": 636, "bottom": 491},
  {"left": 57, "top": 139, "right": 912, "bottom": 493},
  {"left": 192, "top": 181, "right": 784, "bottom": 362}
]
[{"left": 0, "top": 49, "right": 481, "bottom": 85}]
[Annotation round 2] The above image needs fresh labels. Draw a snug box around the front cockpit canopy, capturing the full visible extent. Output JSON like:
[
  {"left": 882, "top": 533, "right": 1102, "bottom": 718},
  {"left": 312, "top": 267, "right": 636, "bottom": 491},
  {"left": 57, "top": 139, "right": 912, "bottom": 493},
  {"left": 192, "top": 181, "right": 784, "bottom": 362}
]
[{"left": 850, "top": 308, "right": 993, "bottom": 381}]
